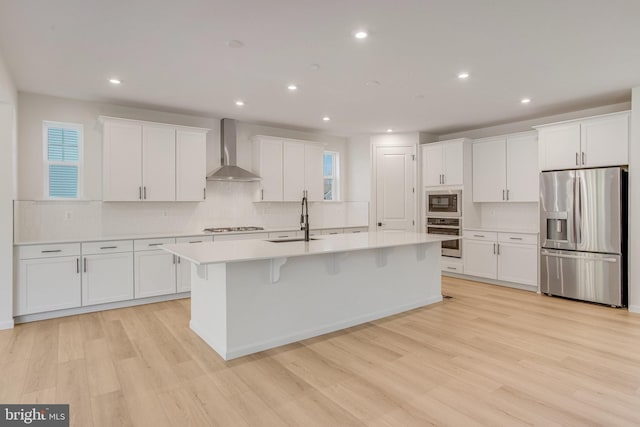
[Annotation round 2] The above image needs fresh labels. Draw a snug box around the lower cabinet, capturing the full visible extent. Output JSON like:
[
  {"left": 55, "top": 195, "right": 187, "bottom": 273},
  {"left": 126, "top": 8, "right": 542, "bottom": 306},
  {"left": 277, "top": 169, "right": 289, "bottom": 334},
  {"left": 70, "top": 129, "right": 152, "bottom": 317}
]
[
  {"left": 175, "top": 236, "right": 213, "bottom": 292},
  {"left": 463, "top": 230, "right": 538, "bottom": 286},
  {"left": 82, "top": 252, "right": 134, "bottom": 305},
  {"left": 134, "top": 250, "right": 177, "bottom": 298},
  {"left": 16, "top": 255, "right": 82, "bottom": 315}
]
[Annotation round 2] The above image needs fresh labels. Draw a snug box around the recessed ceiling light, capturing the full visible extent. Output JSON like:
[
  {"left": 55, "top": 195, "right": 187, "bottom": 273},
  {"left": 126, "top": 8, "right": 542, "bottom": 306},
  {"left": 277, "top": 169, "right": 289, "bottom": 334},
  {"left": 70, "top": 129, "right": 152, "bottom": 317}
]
[
  {"left": 310, "top": 63, "right": 320, "bottom": 71},
  {"left": 458, "top": 72, "right": 470, "bottom": 80},
  {"left": 108, "top": 78, "right": 121, "bottom": 85},
  {"left": 287, "top": 84, "right": 298, "bottom": 91},
  {"left": 386, "top": 129, "right": 393, "bottom": 133},
  {"left": 235, "top": 100, "right": 245, "bottom": 106},
  {"left": 226, "top": 40, "right": 244, "bottom": 48},
  {"left": 354, "top": 30, "right": 368, "bottom": 39},
  {"left": 521, "top": 98, "right": 531, "bottom": 104},
  {"left": 322, "top": 116, "right": 331, "bottom": 122}
]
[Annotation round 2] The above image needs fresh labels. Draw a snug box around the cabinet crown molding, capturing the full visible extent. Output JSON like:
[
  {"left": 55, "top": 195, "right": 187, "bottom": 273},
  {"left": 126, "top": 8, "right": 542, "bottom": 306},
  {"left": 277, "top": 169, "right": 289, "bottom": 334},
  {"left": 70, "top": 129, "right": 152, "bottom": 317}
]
[{"left": 97, "top": 116, "right": 210, "bottom": 133}]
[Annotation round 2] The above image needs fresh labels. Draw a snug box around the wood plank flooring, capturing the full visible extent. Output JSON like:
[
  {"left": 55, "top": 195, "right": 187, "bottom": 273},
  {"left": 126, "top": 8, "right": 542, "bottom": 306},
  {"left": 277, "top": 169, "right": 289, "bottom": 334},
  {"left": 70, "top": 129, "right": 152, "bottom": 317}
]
[{"left": 2, "top": 276, "right": 640, "bottom": 426}]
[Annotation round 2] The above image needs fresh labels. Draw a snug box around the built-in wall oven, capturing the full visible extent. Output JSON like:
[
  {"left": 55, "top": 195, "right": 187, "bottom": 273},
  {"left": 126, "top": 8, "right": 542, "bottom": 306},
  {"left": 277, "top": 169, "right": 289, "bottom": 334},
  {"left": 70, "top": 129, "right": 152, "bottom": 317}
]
[
  {"left": 426, "top": 217, "right": 461, "bottom": 258},
  {"left": 427, "top": 190, "right": 461, "bottom": 217}
]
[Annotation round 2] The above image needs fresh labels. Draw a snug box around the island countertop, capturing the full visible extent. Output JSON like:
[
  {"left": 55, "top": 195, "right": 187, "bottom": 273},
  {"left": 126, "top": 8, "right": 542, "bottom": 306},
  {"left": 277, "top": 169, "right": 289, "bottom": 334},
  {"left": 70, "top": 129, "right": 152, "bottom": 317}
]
[{"left": 162, "top": 231, "right": 460, "bottom": 265}]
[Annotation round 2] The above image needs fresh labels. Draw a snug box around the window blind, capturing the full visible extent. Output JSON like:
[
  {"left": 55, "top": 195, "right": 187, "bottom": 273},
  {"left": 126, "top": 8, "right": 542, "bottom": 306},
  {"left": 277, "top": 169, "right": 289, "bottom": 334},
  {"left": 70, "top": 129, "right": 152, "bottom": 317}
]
[{"left": 47, "top": 126, "right": 79, "bottom": 198}]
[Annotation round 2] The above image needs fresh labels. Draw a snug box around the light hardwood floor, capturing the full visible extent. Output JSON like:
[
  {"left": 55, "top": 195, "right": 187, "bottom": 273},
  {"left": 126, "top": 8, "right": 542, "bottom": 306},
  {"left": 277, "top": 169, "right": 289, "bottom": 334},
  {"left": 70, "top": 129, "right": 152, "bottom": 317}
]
[{"left": 2, "top": 276, "right": 640, "bottom": 426}]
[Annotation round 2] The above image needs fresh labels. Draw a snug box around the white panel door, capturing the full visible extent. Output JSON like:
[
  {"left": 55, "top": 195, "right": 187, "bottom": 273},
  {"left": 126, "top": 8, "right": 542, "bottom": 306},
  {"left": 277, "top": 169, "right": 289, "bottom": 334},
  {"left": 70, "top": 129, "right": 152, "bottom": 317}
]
[
  {"left": 134, "top": 250, "right": 177, "bottom": 298},
  {"left": 255, "top": 139, "right": 283, "bottom": 201},
  {"left": 103, "top": 121, "right": 142, "bottom": 201},
  {"left": 462, "top": 240, "right": 497, "bottom": 279},
  {"left": 538, "top": 123, "right": 581, "bottom": 171},
  {"left": 473, "top": 137, "right": 506, "bottom": 202},
  {"left": 16, "top": 256, "right": 81, "bottom": 315},
  {"left": 82, "top": 253, "right": 134, "bottom": 305},
  {"left": 497, "top": 243, "right": 538, "bottom": 286},
  {"left": 421, "top": 143, "right": 443, "bottom": 187},
  {"left": 283, "top": 141, "right": 306, "bottom": 201},
  {"left": 581, "top": 113, "right": 629, "bottom": 168},
  {"left": 142, "top": 125, "right": 176, "bottom": 201},
  {"left": 375, "top": 146, "right": 415, "bottom": 231},
  {"left": 506, "top": 133, "right": 539, "bottom": 202},
  {"left": 443, "top": 141, "right": 463, "bottom": 186},
  {"left": 305, "top": 143, "right": 324, "bottom": 201},
  {"left": 176, "top": 130, "right": 207, "bottom": 201}
]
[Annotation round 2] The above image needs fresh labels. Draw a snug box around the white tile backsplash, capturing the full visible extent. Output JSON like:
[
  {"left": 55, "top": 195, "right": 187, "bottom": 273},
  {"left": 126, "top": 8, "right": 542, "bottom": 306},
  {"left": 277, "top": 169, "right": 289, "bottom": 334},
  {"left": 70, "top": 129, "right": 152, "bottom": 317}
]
[
  {"left": 14, "top": 181, "right": 369, "bottom": 243},
  {"left": 478, "top": 202, "right": 538, "bottom": 231}
]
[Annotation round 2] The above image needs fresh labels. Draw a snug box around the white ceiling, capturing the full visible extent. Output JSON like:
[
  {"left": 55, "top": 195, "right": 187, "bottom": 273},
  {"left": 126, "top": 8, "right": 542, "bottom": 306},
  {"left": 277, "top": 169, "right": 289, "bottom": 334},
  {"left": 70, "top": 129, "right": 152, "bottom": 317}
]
[{"left": 0, "top": 0, "right": 639, "bottom": 136}]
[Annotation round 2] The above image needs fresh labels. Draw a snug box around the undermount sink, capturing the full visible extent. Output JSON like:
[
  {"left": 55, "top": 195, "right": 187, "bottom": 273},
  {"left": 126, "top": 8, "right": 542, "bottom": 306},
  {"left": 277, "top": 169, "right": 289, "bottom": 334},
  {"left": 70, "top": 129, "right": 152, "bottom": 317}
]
[{"left": 266, "top": 238, "right": 318, "bottom": 243}]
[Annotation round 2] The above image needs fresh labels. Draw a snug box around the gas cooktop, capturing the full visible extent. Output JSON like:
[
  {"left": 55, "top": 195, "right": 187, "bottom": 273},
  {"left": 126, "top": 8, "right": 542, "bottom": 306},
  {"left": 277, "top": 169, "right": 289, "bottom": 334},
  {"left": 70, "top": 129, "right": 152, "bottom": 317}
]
[{"left": 203, "top": 226, "right": 264, "bottom": 233}]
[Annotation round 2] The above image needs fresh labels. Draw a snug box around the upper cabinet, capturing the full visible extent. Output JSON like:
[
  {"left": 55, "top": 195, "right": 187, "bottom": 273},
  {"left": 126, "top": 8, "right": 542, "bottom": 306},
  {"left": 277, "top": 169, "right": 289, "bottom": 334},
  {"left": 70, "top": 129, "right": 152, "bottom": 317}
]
[
  {"left": 101, "top": 117, "right": 209, "bottom": 202},
  {"left": 253, "top": 135, "right": 324, "bottom": 202},
  {"left": 421, "top": 139, "right": 465, "bottom": 187},
  {"left": 472, "top": 131, "right": 538, "bottom": 203},
  {"left": 536, "top": 111, "right": 629, "bottom": 171}
]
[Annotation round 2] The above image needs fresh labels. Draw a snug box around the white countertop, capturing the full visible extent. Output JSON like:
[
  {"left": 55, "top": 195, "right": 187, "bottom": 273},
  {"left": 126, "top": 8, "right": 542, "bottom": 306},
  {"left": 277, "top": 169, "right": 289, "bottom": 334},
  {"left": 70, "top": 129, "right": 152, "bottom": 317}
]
[
  {"left": 13, "top": 225, "right": 369, "bottom": 246},
  {"left": 162, "top": 231, "right": 460, "bottom": 265}
]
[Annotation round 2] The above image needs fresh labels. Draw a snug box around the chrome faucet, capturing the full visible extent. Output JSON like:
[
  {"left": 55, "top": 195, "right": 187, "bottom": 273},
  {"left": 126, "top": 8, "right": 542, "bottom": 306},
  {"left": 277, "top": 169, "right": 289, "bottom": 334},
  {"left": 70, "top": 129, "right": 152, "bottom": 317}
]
[{"left": 300, "top": 190, "right": 310, "bottom": 242}]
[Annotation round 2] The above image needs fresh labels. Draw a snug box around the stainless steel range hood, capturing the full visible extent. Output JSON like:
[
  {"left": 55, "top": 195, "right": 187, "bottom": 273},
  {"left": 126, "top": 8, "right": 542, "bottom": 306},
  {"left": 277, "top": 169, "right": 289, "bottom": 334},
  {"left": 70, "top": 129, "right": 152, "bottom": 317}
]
[{"left": 206, "top": 118, "right": 261, "bottom": 181}]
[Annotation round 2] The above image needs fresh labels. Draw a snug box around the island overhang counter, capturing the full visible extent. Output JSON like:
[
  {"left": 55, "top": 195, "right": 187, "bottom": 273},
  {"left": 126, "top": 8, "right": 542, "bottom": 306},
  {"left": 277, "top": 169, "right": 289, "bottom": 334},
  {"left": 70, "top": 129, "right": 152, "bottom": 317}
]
[{"left": 162, "top": 231, "right": 460, "bottom": 360}]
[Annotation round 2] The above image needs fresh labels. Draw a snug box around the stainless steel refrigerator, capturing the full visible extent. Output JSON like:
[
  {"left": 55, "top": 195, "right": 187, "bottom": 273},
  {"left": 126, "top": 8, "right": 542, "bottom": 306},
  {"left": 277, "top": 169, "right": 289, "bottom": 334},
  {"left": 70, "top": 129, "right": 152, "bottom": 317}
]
[{"left": 540, "top": 167, "right": 627, "bottom": 307}]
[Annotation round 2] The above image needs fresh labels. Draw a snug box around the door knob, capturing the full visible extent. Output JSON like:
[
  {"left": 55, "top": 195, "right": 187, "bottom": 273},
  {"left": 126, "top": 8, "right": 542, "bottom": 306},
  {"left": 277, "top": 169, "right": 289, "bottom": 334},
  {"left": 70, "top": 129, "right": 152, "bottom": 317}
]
[{"left": 378, "top": 222, "right": 383, "bottom": 227}]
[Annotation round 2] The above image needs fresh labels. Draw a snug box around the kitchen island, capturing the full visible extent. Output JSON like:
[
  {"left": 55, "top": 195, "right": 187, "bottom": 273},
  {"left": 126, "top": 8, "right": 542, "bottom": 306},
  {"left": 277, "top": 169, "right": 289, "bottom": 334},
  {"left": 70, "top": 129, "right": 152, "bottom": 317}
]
[{"left": 162, "top": 231, "right": 459, "bottom": 360}]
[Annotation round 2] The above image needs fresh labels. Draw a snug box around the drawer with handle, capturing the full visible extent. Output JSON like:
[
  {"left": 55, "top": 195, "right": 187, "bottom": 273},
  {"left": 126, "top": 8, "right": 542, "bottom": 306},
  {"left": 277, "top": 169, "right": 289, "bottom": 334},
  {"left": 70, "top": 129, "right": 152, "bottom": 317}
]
[
  {"left": 175, "top": 236, "right": 213, "bottom": 244},
  {"left": 268, "top": 231, "right": 301, "bottom": 239},
  {"left": 463, "top": 230, "right": 498, "bottom": 242},
  {"left": 133, "top": 237, "right": 176, "bottom": 251},
  {"left": 321, "top": 228, "right": 344, "bottom": 235},
  {"left": 441, "top": 261, "right": 464, "bottom": 274},
  {"left": 16, "top": 243, "right": 81, "bottom": 260},
  {"left": 498, "top": 232, "right": 538, "bottom": 245},
  {"left": 82, "top": 240, "right": 134, "bottom": 255}
]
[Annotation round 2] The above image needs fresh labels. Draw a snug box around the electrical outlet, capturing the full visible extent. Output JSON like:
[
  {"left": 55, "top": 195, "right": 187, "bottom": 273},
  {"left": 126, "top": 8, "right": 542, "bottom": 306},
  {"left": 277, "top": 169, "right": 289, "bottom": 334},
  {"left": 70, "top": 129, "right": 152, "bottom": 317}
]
[
  {"left": 161, "top": 210, "right": 168, "bottom": 217},
  {"left": 64, "top": 211, "right": 72, "bottom": 220}
]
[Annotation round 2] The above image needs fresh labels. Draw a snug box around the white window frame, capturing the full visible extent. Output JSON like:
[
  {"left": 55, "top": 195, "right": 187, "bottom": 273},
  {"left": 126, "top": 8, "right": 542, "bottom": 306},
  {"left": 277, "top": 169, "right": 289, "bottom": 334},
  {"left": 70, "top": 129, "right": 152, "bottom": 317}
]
[
  {"left": 42, "top": 120, "right": 84, "bottom": 200},
  {"left": 323, "top": 150, "right": 340, "bottom": 201}
]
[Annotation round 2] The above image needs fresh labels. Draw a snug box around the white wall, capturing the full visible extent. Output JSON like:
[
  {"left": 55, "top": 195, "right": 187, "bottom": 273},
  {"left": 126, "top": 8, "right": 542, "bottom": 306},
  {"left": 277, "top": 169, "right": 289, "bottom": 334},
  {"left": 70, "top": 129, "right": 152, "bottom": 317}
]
[
  {"left": 629, "top": 87, "right": 640, "bottom": 312},
  {"left": 0, "top": 48, "right": 17, "bottom": 329},
  {"left": 347, "top": 134, "right": 370, "bottom": 201},
  {"left": 14, "top": 93, "right": 367, "bottom": 243}
]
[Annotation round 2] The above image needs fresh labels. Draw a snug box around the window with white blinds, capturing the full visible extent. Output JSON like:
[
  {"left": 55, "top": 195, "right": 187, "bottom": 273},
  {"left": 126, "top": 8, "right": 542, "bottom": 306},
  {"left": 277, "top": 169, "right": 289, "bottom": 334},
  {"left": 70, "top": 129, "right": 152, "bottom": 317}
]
[{"left": 43, "top": 121, "right": 83, "bottom": 199}]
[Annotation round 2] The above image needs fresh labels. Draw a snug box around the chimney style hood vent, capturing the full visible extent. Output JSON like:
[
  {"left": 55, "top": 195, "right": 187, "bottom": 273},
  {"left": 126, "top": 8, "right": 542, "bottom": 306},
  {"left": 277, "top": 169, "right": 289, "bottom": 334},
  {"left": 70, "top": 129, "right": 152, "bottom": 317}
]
[{"left": 207, "top": 118, "right": 261, "bottom": 181}]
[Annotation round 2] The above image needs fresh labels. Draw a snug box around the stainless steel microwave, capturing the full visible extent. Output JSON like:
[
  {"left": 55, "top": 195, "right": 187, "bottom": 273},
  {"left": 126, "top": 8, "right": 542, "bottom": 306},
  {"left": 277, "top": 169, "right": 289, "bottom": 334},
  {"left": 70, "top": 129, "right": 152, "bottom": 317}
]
[{"left": 426, "top": 190, "right": 462, "bottom": 217}]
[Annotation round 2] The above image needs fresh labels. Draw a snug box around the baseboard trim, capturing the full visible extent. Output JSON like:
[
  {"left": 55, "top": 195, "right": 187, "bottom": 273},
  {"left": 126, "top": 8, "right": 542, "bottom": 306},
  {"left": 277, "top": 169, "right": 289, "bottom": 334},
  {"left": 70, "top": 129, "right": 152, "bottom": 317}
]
[
  {"left": 628, "top": 305, "right": 640, "bottom": 314},
  {"left": 14, "top": 292, "right": 191, "bottom": 324},
  {"left": 444, "top": 272, "right": 538, "bottom": 292},
  {"left": 0, "top": 319, "right": 15, "bottom": 330}
]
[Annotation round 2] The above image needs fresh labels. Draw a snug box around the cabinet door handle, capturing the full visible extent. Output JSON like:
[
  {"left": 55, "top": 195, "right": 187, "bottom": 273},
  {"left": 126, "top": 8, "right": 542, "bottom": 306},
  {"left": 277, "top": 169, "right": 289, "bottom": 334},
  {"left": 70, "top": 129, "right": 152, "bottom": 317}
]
[
  {"left": 502, "top": 189, "right": 505, "bottom": 200},
  {"left": 497, "top": 243, "right": 500, "bottom": 255},
  {"left": 581, "top": 152, "right": 585, "bottom": 165},
  {"left": 139, "top": 186, "right": 142, "bottom": 200},
  {"left": 506, "top": 189, "right": 510, "bottom": 200},
  {"left": 83, "top": 257, "right": 87, "bottom": 273},
  {"left": 575, "top": 152, "right": 579, "bottom": 166},
  {"left": 493, "top": 243, "right": 496, "bottom": 254},
  {"left": 148, "top": 243, "right": 164, "bottom": 247},
  {"left": 204, "top": 188, "right": 206, "bottom": 200},
  {"left": 446, "top": 266, "right": 457, "bottom": 270},
  {"left": 144, "top": 186, "right": 147, "bottom": 200},
  {"left": 178, "top": 257, "right": 181, "bottom": 264},
  {"left": 473, "top": 234, "right": 485, "bottom": 238},
  {"left": 76, "top": 258, "right": 80, "bottom": 274},
  {"left": 261, "top": 189, "right": 264, "bottom": 200},
  {"left": 509, "top": 237, "right": 523, "bottom": 240},
  {"left": 41, "top": 249, "right": 62, "bottom": 253},
  {"left": 188, "top": 240, "right": 202, "bottom": 244},
  {"left": 100, "top": 246, "right": 117, "bottom": 250}
]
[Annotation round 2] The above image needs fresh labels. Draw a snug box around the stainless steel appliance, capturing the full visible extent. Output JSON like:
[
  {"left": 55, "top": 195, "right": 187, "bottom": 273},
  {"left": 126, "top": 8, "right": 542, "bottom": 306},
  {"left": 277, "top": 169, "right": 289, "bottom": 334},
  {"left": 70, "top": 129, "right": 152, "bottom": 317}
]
[
  {"left": 540, "top": 167, "right": 627, "bottom": 307},
  {"left": 426, "top": 217, "right": 461, "bottom": 257},
  {"left": 426, "top": 190, "right": 461, "bottom": 217}
]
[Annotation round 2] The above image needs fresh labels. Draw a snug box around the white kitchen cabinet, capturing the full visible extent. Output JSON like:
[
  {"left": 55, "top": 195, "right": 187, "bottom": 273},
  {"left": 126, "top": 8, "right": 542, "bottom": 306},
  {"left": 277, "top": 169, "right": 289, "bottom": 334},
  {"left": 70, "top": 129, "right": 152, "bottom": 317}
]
[
  {"left": 175, "top": 236, "right": 213, "bottom": 292},
  {"left": 142, "top": 125, "right": 176, "bottom": 201},
  {"left": 283, "top": 141, "right": 306, "bottom": 201},
  {"left": 462, "top": 239, "right": 497, "bottom": 279},
  {"left": 463, "top": 230, "right": 538, "bottom": 287},
  {"left": 101, "top": 117, "right": 208, "bottom": 202},
  {"left": 537, "top": 111, "right": 629, "bottom": 171},
  {"left": 176, "top": 129, "right": 207, "bottom": 201},
  {"left": 134, "top": 237, "right": 177, "bottom": 298},
  {"left": 103, "top": 120, "right": 143, "bottom": 201},
  {"left": 305, "top": 143, "right": 324, "bottom": 201},
  {"left": 253, "top": 135, "right": 325, "bottom": 202},
  {"left": 473, "top": 132, "right": 538, "bottom": 202},
  {"left": 421, "top": 139, "right": 464, "bottom": 187},
  {"left": 253, "top": 137, "right": 284, "bottom": 201},
  {"left": 82, "top": 252, "right": 134, "bottom": 305},
  {"left": 15, "top": 243, "right": 82, "bottom": 316}
]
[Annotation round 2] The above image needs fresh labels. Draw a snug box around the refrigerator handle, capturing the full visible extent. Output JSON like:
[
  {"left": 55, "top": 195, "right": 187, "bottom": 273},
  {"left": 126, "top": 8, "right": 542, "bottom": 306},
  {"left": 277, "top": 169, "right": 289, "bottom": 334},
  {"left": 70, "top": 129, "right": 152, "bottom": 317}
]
[{"left": 576, "top": 176, "right": 582, "bottom": 244}]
